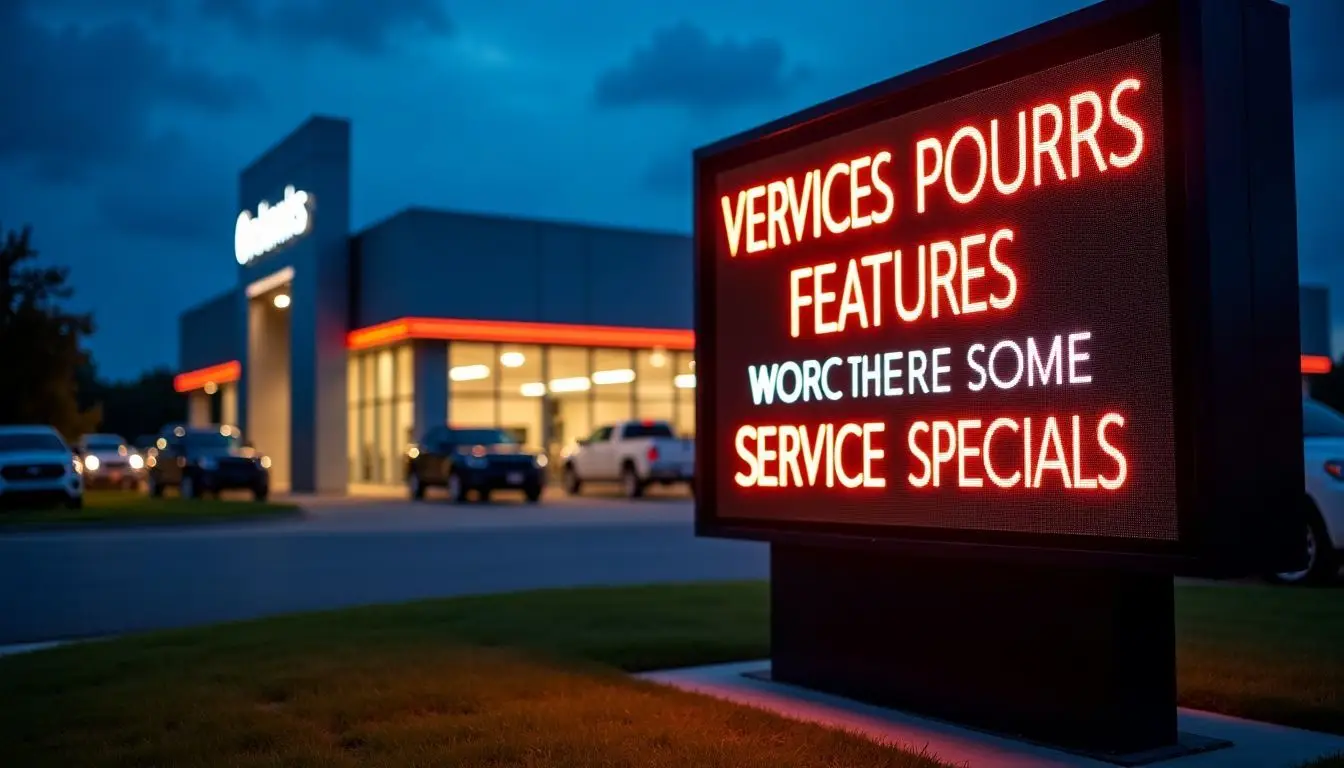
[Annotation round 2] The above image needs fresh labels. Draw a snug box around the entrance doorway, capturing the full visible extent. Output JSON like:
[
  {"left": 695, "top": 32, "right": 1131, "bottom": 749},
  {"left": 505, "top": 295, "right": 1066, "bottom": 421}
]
[{"left": 247, "top": 283, "right": 292, "bottom": 491}]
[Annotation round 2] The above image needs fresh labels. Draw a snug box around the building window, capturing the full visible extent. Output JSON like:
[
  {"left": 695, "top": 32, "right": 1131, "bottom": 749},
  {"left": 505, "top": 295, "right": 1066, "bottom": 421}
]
[
  {"left": 347, "top": 355, "right": 360, "bottom": 482},
  {"left": 547, "top": 346, "right": 590, "bottom": 453},
  {"left": 396, "top": 344, "right": 414, "bottom": 456},
  {"left": 635, "top": 347, "right": 675, "bottom": 424},
  {"left": 448, "top": 342, "right": 497, "bottom": 429},
  {"left": 674, "top": 351, "right": 696, "bottom": 438},
  {"left": 376, "top": 348, "right": 394, "bottom": 483},
  {"left": 346, "top": 344, "right": 414, "bottom": 486},
  {"left": 498, "top": 344, "right": 543, "bottom": 451},
  {"left": 592, "top": 347, "right": 633, "bottom": 427},
  {"left": 360, "top": 352, "right": 376, "bottom": 482}
]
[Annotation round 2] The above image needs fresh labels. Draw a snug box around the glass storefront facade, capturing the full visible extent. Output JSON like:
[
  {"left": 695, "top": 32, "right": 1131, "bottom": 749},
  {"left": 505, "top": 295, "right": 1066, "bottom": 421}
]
[
  {"left": 343, "top": 340, "right": 695, "bottom": 487},
  {"left": 347, "top": 344, "right": 414, "bottom": 485},
  {"left": 449, "top": 342, "right": 695, "bottom": 465}
]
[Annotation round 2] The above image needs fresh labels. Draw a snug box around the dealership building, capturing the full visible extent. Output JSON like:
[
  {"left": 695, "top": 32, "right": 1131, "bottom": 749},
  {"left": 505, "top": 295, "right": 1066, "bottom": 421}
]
[
  {"left": 176, "top": 116, "right": 1333, "bottom": 494},
  {"left": 175, "top": 117, "right": 695, "bottom": 494}
]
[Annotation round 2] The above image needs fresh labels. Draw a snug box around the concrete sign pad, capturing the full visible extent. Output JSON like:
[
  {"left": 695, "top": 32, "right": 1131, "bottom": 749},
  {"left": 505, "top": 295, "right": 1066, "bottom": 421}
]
[{"left": 640, "top": 661, "right": 1344, "bottom": 768}]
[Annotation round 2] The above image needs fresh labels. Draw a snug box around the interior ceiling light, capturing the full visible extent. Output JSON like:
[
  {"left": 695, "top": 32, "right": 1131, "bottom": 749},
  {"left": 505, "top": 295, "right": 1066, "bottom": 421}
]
[
  {"left": 547, "top": 376, "right": 592, "bottom": 393},
  {"left": 500, "top": 351, "right": 526, "bottom": 368},
  {"left": 591, "top": 368, "right": 636, "bottom": 385},
  {"left": 449, "top": 364, "right": 491, "bottom": 382}
]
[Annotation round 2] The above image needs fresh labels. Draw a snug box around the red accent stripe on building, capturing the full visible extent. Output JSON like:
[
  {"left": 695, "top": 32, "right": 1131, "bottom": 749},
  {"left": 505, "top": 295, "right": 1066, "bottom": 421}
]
[
  {"left": 173, "top": 360, "right": 241, "bottom": 393},
  {"left": 347, "top": 317, "right": 695, "bottom": 352},
  {"left": 1302, "top": 354, "right": 1332, "bottom": 375}
]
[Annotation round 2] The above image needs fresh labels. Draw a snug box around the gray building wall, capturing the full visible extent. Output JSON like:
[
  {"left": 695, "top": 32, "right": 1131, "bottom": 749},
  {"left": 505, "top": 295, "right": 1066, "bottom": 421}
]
[
  {"left": 235, "top": 115, "right": 353, "bottom": 494},
  {"left": 352, "top": 209, "right": 692, "bottom": 330},
  {"left": 1300, "top": 285, "right": 1331, "bottom": 359},
  {"left": 178, "top": 290, "right": 240, "bottom": 372}
]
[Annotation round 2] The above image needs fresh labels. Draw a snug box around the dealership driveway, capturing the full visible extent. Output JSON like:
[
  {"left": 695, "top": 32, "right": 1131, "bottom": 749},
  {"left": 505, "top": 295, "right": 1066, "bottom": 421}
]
[{"left": 0, "top": 491, "right": 767, "bottom": 645}]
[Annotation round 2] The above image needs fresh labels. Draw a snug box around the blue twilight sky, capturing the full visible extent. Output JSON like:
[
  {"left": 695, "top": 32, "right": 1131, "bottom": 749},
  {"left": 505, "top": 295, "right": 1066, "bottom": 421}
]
[{"left": 0, "top": 0, "right": 1340, "bottom": 380}]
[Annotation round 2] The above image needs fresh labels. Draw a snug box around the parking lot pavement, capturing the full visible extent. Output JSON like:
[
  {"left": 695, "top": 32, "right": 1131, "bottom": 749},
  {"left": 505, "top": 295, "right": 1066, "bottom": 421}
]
[{"left": 0, "top": 490, "right": 765, "bottom": 645}]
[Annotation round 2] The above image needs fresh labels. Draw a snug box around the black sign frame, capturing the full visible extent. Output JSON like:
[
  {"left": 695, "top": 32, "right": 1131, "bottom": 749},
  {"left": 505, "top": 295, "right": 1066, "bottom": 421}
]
[{"left": 693, "top": 0, "right": 1303, "bottom": 575}]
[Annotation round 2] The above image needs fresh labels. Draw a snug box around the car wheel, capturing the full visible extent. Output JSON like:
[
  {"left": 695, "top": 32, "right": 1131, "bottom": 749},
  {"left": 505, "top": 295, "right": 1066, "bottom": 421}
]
[
  {"left": 447, "top": 473, "right": 469, "bottom": 504},
  {"left": 563, "top": 465, "right": 581, "bottom": 495},
  {"left": 621, "top": 464, "right": 644, "bottom": 499},
  {"left": 524, "top": 484, "right": 542, "bottom": 503},
  {"left": 253, "top": 486, "right": 269, "bottom": 502},
  {"left": 65, "top": 494, "right": 83, "bottom": 510},
  {"left": 181, "top": 475, "right": 197, "bottom": 500},
  {"left": 147, "top": 474, "right": 163, "bottom": 497},
  {"left": 1271, "top": 505, "right": 1336, "bottom": 585},
  {"left": 409, "top": 473, "right": 425, "bottom": 501}
]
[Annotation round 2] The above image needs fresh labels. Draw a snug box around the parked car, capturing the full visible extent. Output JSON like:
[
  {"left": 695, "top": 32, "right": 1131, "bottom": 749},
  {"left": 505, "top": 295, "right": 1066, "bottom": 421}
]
[
  {"left": 75, "top": 433, "right": 144, "bottom": 490},
  {"left": 406, "top": 426, "right": 545, "bottom": 503},
  {"left": 562, "top": 420, "right": 694, "bottom": 498},
  {"left": 0, "top": 425, "right": 83, "bottom": 509},
  {"left": 145, "top": 425, "right": 271, "bottom": 500},
  {"left": 1272, "top": 399, "right": 1344, "bottom": 584}
]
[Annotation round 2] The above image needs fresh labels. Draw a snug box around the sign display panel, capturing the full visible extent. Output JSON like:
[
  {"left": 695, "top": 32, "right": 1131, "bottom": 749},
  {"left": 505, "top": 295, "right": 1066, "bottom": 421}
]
[{"left": 697, "top": 24, "right": 1192, "bottom": 554}]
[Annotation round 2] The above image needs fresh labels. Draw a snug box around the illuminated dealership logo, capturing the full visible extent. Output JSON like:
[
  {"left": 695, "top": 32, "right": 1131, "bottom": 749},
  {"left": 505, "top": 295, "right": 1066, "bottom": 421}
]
[{"left": 234, "top": 186, "right": 313, "bottom": 265}]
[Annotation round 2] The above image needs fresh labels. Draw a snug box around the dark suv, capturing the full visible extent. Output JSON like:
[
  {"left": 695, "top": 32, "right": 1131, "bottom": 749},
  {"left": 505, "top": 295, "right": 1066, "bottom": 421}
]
[
  {"left": 406, "top": 426, "right": 546, "bottom": 503},
  {"left": 146, "top": 426, "right": 271, "bottom": 501}
]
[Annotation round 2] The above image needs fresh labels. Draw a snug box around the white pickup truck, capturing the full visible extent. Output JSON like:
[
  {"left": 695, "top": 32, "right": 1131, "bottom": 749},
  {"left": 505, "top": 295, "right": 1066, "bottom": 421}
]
[{"left": 561, "top": 420, "right": 695, "bottom": 498}]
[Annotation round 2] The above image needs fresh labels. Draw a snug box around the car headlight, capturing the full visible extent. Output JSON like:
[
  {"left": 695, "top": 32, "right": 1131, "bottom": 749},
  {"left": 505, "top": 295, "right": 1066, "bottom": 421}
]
[
  {"left": 129, "top": 454, "right": 144, "bottom": 470},
  {"left": 84, "top": 455, "right": 100, "bottom": 471},
  {"left": 72, "top": 456, "right": 82, "bottom": 473},
  {"left": 259, "top": 455, "right": 272, "bottom": 469},
  {"left": 197, "top": 457, "right": 218, "bottom": 470},
  {"left": 534, "top": 454, "right": 549, "bottom": 469}
]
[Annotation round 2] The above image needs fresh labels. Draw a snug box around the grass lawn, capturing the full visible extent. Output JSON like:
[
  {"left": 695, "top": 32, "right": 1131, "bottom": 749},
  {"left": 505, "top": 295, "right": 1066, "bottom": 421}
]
[
  {"left": 0, "top": 490, "right": 299, "bottom": 529},
  {"left": 0, "top": 581, "right": 1339, "bottom": 766},
  {"left": 1177, "top": 584, "right": 1344, "bottom": 733},
  {"left": 0, "top": 582, "right": 943, "bottom": 768}
]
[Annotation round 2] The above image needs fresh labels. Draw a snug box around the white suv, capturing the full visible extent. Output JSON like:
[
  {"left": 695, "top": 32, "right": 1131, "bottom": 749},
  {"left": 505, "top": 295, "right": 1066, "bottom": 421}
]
[
  {"left": 1273, "top": 399, "right": 1344, "bottom": 584},
  {"left": 0, "top": 426, "right": 84, "bottom": 510}
]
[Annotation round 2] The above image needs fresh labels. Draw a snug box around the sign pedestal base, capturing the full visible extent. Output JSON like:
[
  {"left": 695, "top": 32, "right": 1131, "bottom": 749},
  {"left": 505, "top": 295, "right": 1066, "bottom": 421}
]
[{"left": 771, "top": 544, "right": 1179, "bottom": 757}]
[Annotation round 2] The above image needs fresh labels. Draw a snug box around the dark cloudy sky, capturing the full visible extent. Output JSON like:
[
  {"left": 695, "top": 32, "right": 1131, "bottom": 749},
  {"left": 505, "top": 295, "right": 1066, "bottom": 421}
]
[{"left": 1, "top": 0, "right": 1340, "bottom": 379}]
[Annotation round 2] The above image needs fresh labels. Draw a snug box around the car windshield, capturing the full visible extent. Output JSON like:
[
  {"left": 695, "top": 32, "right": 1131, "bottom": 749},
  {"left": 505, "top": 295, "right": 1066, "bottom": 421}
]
[
  {"left": 448, "top": 429, "right": 515, "bottom": 446},
  {"left": 0, "top": 432, "right": 68, "bottom": 453},
  {"left": 624, "top": 422, "right": 675, "bottom": 439},
  {"left": 182, "top": 432, "right": 243, "bottom": 453},
  {"left": 1304, "top": 400, "right": 1344, "bottom": 438},
  {"left": 85, "top": 435, "right": 125, "bottom": 451}
]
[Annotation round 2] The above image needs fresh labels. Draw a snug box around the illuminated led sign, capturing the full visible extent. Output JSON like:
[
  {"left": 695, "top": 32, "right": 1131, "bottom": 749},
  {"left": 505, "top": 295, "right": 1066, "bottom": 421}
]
[
  {"left": 235, "top": 186, "right": 312, "bottom": 265},
  {"left": 694, "top": 0, "right": 1303, "bottom": 572}
]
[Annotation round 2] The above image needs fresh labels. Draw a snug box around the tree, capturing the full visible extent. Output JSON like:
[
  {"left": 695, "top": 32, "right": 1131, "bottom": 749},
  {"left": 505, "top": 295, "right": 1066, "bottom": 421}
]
[
  {"left": 76, "top": 361, "right": 184, "bottom": 440},
  {"left": 0, "top": 224, "right": 101, "bottom": 439}
]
